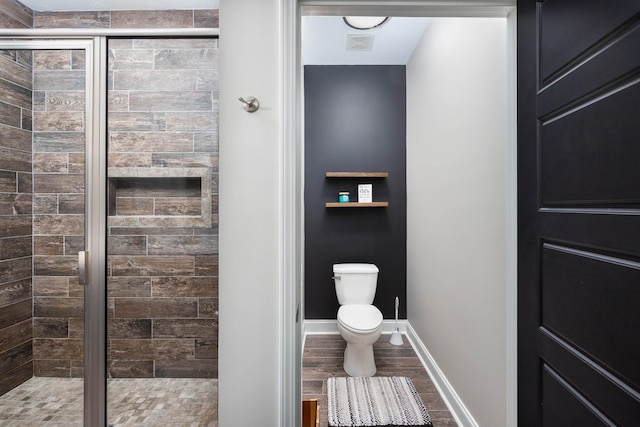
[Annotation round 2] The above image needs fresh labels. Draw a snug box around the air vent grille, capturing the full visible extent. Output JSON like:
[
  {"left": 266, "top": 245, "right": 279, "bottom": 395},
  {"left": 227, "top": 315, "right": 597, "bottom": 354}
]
[{"left": 346, "top": 34, "right": 374, "bottom": 51}]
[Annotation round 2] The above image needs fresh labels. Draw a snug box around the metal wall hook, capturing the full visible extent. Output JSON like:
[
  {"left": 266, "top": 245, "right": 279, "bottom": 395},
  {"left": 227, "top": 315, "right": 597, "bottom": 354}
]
[{"left": 238, "top": 96, "right": 260, "bottom": 113}]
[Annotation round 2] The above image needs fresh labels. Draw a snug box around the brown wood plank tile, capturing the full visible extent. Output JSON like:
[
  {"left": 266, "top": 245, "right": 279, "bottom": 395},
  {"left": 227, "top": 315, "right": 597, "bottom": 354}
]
[
  {"left": 194, "top": 9, "right": 219, "bottom": 29},
  {"left": 0, "top": 278, "right": 31, "bottom": 305},
  {"left": 110, "top": 10, "right": 193, "bottom": 29},
  {"left": 0, "top": 360, "right": 31, "bottom": 396},
  {"left": 0, "top": 0, "right": 33, "bottom": 28},
  {"left": 113, "top": 297, "right": 197, "bottom": 319},
  {"left": 33, "top": 338, "right": 83, "bottom": 360},
  {"left": 107, "top": 277, "right": 152, "bottom": 298},
  {"left": 0, "top": 299, "right": 31, "bottom": 329},
  {"left": 0, "top": 193, "right": 32, "bottom": 215},
  {"left": 155, "top": 359, "right": 216, "bottom": 378},
  {"left": 34, "top": 11, "right": 110, "bottom": 29},
  {"left": 152, "top": 277, "right": 216, "bottom": 297},
  {"left": 0, "top": 341, "right": 31, "bottom": 378},
  {"left": 108, "top": 319, "right": 151, "bottom": 339},
  {"left": 0, "top": 319, "right": 31, "bottom": 353},
  {"left": 108, "top": 360, "right": 153, "bottom": 378}
]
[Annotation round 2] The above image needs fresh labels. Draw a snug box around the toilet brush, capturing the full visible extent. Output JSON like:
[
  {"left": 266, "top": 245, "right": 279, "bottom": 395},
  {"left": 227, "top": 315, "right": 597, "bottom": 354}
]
[{"left": 389, "top": 296, "right": 403, "bottom": 346}]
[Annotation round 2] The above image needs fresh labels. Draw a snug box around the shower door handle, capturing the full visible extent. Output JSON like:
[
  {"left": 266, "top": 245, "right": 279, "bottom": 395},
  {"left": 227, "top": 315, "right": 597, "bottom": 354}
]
[{"left": 78, "top": 250, "right": 89, "bottom": 286}]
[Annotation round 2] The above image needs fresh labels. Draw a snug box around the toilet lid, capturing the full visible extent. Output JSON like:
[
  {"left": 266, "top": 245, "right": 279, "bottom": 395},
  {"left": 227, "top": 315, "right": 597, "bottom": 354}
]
[{"left": 337, "top": 305, "right": 383, "bottom": 332}]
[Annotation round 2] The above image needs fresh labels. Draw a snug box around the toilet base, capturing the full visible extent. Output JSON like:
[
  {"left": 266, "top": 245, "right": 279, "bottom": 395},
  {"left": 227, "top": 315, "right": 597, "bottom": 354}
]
[{"left": 343, "top": 342, "right": 376, "bottom": 377}]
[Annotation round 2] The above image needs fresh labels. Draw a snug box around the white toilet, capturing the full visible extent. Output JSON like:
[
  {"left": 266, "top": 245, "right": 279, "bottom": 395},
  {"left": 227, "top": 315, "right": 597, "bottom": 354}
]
[{"left": 333, "top": 263, "right": 383, "bottom": 377}]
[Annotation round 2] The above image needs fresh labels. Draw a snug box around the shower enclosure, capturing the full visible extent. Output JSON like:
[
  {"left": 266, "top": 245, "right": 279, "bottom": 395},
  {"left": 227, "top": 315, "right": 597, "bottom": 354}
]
[{"left": 0, "top": 34, "right": 218, "bottom": 426}]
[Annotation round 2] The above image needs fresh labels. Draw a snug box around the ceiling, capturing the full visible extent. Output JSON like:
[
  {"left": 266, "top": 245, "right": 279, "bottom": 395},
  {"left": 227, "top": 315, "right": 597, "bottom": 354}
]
[
  {"left": 18, "top": 0, "right": 218, "bottom": 11},
  {"left": 303, "top": 16, "right": 430, "bottom": 65}
]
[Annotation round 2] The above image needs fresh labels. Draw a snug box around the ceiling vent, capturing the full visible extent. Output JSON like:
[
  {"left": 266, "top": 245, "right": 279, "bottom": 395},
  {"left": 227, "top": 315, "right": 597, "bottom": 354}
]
[{"left": 346, "top": 34, "right": 375, "bottom": 51}]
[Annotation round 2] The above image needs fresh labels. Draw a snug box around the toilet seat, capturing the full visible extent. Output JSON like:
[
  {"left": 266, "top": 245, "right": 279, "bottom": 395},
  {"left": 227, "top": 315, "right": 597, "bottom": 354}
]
[{"left": 337, "top": 305, "right": 383, "bottom": 333}]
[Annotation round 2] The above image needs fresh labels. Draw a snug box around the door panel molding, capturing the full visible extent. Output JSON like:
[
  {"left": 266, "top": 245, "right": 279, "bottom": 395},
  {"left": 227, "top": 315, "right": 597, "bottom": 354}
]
[
  {"left": 539, "top": 0, "right": 640, "bottom": 83},
  {"left": 541, "top": 244, "right": 640, "bottom": 389},
  {"left": 519, "top": 0, "right": 640, "bottom": 425},
  {"left": 541, "top": 365, "right": 615, "bottom": 426},
  {"left": 539, "top": 328, "right": 640, "bottom": 426},
  {"left": 539, "top": 210, "right": 640, "bottom": 257},
  {"left": 539, "top": 21, "right": 640, "bottom": 118}
]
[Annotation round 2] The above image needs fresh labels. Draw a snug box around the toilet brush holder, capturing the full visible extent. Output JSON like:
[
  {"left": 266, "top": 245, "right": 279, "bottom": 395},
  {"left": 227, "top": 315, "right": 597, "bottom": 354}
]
[
  {"left": 389, "top": 296, "right": 404, "bottom": 346},
  {"left": 390, "top": 328, "right": 403, "bottom": 346}
]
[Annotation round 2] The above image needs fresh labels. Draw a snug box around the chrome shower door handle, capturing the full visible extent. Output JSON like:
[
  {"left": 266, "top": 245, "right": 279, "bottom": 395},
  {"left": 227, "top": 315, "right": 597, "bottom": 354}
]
[{"left": 78, "top": 250, "right": 89, "bottom": 286}]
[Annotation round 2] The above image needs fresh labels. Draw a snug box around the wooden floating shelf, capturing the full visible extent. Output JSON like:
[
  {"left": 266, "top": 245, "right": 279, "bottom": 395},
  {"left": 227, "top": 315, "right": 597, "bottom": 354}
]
[
  {"left": 326, "top": 202, "right": 389, "bottom": 208},
  {"left": 325, "top": 172, "right": 388, "bottom": 178}
]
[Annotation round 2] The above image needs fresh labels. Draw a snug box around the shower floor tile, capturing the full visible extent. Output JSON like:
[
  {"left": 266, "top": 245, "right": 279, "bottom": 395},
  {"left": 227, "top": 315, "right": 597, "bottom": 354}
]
[{"left": 0, "top": 377, "right": 217, "bottom": 426}]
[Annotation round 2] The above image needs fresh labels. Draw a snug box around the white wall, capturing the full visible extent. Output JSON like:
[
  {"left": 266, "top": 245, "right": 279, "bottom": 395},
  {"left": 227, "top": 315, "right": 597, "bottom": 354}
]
[
  {"left": 406, "top": 18, "right": 508, "bottom": 427},
  {"left": 218, "top": 0, "right": 283, "bottom": 425}
]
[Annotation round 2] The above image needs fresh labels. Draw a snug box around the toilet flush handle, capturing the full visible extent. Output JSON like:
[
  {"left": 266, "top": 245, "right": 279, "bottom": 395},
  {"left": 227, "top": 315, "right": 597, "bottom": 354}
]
[{"left": 332, "top": 276, "right": 341, "bottom": 280}]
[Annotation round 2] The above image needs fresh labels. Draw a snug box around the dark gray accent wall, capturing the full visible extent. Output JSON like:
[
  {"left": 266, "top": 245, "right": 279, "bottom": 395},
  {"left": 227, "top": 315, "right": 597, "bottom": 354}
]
[{"left": 304, "top": 65, "right": 406, "bottom": 319}]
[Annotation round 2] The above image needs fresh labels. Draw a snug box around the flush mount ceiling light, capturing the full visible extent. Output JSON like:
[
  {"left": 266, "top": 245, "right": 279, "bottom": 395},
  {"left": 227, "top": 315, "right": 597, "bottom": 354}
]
[{"left": 343, "top": 16, "right": 389, "bottom": 30}]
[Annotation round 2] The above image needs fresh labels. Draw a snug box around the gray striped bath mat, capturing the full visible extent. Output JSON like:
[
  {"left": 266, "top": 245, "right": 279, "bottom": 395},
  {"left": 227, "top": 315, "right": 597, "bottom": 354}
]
[{"left": 327, "top": 376, "right": 433, "bottom": 427}]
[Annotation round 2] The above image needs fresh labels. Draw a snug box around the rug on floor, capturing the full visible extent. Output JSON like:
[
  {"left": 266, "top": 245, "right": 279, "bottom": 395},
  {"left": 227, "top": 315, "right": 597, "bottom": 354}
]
[{"left": 327, "top": 376, "right": 433, "bottom": 427}]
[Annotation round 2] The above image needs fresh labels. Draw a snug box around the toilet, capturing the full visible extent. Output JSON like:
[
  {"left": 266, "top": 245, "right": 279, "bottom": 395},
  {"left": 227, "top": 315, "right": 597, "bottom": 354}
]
[{"left": 333, "top": 263, "right": 384, "bottom": 377}]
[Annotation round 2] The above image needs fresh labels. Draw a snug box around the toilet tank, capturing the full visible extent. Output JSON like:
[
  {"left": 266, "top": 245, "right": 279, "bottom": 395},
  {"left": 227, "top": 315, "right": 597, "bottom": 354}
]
[{"left": 333, "top": 263, "right": 379, "bottom": 305}]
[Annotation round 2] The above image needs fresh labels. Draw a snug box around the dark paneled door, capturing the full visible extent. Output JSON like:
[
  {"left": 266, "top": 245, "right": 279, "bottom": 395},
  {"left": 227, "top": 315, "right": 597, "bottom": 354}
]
[{"left": 518, "top": 0, "right": 640, "bottom": 425}]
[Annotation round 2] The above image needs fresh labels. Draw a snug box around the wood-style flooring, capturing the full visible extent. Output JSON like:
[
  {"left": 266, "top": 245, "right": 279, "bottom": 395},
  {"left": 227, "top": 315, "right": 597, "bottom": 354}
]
[{"left": 303, "top": 334, "right": 458, "bottom": 427}]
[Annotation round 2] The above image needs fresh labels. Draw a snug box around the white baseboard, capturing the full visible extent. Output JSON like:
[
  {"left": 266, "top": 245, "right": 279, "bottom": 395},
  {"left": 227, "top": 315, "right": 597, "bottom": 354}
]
[
  {"left": 303, "top": 319, "right": 338, "bottom": 335},
  {"left": 303, "top": 319, "right": 407, "bottom": 335},
  {"left": 303, "top": 319, "right": 477, "bottom": 427},
  {"left": 404, "top": 322, "right": 478, "bottom": 427}
]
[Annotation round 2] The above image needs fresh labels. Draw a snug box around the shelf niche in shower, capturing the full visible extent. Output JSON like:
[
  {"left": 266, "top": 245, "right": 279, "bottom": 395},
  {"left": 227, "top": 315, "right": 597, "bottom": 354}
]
[{"left": 107, "top": 167, "right": 213, "bottom": 228}]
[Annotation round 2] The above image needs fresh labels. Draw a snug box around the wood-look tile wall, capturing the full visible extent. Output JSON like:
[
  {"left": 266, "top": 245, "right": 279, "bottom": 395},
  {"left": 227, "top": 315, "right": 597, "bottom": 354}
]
[
  {"left": 31, "top": 49, "right": 86, "bottom": 378},
  {"left": 107, "top": 38, "right": 218, "bottom": 379},
  {"left": 0, "top": 5, "right": 219, "bottom": 383},
  {"left": 33, "top": 9, "right": 218, "bottom": 30},
  {"left": 0, "top": 0, "right": 32, "bottom": 29},
  {"left": 0, "top": 48, "right": 33, "bottom": 396}
]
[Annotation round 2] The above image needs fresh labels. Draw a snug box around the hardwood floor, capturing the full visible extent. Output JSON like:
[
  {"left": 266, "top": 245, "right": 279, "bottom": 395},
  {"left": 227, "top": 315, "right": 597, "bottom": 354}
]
[{"left": 303, "top": 334, "right": 458, "bottom": 427}]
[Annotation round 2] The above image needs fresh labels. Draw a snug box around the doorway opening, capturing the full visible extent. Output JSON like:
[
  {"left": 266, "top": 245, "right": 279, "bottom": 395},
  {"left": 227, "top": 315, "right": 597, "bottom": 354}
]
[{"left": 298, "top": 5, "right": 516, "bottom": 426}]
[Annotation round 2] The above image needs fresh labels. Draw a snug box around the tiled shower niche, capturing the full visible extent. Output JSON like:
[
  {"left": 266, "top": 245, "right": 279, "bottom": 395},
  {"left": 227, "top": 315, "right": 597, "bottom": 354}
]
[{"left": 108, "top": 167, "right": 213, "bottom": 228}]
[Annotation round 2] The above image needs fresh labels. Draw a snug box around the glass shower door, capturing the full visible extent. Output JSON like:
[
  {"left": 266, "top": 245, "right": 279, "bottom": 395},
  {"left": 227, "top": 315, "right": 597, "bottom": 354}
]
[
  {"left": 105, "top": 37, "right": 219, "bottom": 425},
  {"left": 0, "top": 36, "right": 219, "bottom": 425},
  {"left": 0, "top": 39, "right": 92, "bottom": 426}
]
